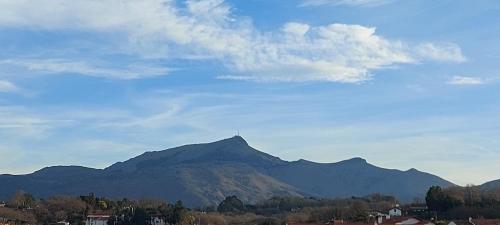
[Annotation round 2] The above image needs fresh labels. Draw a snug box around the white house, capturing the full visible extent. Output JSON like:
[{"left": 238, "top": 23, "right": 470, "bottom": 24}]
[
  {"left": 389, "top": 206, "right": 402, "bottom": 217},
  {"left": 150, "top": 217, "right": 166, "bottom": 225},
  {"left": 86, "top": 215, "right": 110, "bottom": 225}
]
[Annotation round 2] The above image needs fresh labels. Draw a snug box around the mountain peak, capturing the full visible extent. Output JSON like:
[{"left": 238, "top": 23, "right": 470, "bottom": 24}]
[
  {"left": 344, "top": 157, "right": 367, "bottom": 164},
  {"left": 222, "top": 135, "right": 248, "bottom": 146},
  {"left": 406, "top": 168, "right": 419, "bottom": 172}
]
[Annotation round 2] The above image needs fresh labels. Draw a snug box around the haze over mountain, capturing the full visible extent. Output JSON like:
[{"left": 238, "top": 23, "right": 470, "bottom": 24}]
[{"left": 0, "top": 136, "right": 455, "bottom": 206}]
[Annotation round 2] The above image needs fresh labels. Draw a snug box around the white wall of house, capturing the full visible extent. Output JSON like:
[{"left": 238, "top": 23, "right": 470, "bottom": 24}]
[
  {"left": 389, "top": 208, "right": 402, "bottom": 217},
  {"left": 86, "top": 217, "right": 109, "bottom": 225},
  {"left": 150, "top": 217, "right": 165, "bottom": 225}
]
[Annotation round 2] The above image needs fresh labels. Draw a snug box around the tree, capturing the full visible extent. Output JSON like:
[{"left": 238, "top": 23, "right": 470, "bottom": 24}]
[
  {"left": 426, "top": 186, "right": 444, "bottom": 212},
  {"left": 348, "top": 200, "right": 369, "bottom": 222},
  {"left": 37, "top": 196, "right": 87, "bottom": 224},
  {"left": 131, "top": 208, "right": 151, "bottom": 225},
  {"left": 426, "top": 186, "right": 462, "bottom": 214},
  {"left": 9, "top": 190, "right": 35, "bottom": 209},
  {"left": 217, "top": 196, "right": 245, "bottom": 213}
]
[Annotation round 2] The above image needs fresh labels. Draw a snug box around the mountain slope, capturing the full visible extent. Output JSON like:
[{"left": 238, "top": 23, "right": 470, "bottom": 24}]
[
  {"left": 270, "top": 158, "right": 453, "bottom": 202},
  {"left": 0, "top": 136, "right": 455, "bottom": 206},
  {"left": 481, "top": 179, "right": 500, "bottom": 190}
]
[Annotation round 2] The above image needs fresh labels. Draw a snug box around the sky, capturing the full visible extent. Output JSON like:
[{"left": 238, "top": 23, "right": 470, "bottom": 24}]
[{"left": 0, "top": 0, "right": 499, "bottom": 186}]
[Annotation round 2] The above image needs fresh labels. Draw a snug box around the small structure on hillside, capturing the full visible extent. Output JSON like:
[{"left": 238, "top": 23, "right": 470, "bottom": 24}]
[{"left": 85, "top": 214, "right": 110, "bottom": 225}]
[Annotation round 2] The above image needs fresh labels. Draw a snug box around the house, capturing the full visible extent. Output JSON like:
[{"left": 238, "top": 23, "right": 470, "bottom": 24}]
[
  {"left": 150, "top": 216, "right": 165, "bottom": 225},
  {"left": 50, "top": 222, "right": 70, "bottom": 225},
  {"left": 388, "top": 205, "right": 402, "bottom": 217},
  {"left": 85, "top": 215, "right": 110, "bottom": 225},
  {"left": 0, "top": 201, "right": 5, "bottom": 207},
  {"left": 0, "top": 217, "right": 13, "bottom": 225},
  {"left": 404, "top": 205, "right": 427, "bottom": 215},
  {"left": 370, "top": 212, "right": 390, "bottom": 225},
  {"left": 469, "top": 219, "right": 500, "bottom": 225},
  {"left": 380, "top": 216, "right": 434, "bottom": 225}
]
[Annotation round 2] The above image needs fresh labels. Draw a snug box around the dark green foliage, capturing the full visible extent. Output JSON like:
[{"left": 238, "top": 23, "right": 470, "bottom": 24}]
[
  {"left": 425, "top": 185, "right": 500, "bottom": 219},
  {"left": 160, "top": 201, "right": 188, "bottom": 224},
  {"left": 253, "top": 217, "right": 283, "bottom": 225},
  {"left": 426, "top": 186, "right": 462, "bottom": 212},
  {"left": 108, "top": 200, "right": 189, "bottom": 225},
  {"left": 217, "top": 196, "right": 245, "bottom": 213}
]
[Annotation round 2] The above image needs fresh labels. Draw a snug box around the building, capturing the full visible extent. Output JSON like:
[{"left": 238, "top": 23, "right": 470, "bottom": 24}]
[
  {"left": 0, "top": 217, "right": 13, "bottom": 225},
  {"left": 381, "top": 217, "right": 434, "bottom": 225},
  {"left": 468, "top": 219, "right": 500, "bottom": 225},
  {"left": 150, "top": 216, "right": 165, "bottom": 225},
  {"left": 388, "top": 205, "right": 402, "bottom": 217},
  {"left": 86, "top": 215, "right": 110, "bottom": 225}
]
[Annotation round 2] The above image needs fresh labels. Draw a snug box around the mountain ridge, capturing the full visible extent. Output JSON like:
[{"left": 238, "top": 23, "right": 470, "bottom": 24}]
[
  {"left": 0, "top": 136, "right": 456, "bottom": 206},
  {"left": 481, "top": 179, "right": 500, "bottom": 189}
]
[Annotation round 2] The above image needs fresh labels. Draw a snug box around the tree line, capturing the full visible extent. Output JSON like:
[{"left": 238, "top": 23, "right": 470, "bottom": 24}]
[
  {"left": 5, "top": 186, "right": 500, "bottom": 225},
  {"left": 426, "top": 185, "right": 500, "bottom": 219},
  {"left": 0, "top": 191, "right": 193, "bottom": 225}
]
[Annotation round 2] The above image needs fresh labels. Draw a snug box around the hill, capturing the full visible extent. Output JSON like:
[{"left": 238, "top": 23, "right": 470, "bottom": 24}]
[
  {"left": 0, "top": 136, "right": 455, "bottom": 206},
  {"left": 481, "top": 179, "right": 500, "bottom": 190}
]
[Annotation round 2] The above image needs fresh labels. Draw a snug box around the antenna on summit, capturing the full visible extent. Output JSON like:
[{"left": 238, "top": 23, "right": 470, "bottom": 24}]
[{"left": 236, "top": 130, "right": 240, "bottom": 136}]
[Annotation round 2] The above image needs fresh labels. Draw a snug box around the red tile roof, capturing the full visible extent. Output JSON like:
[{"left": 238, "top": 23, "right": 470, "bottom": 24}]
[{"left": 471, "top": 219, "right": 500, "bottom": 225}]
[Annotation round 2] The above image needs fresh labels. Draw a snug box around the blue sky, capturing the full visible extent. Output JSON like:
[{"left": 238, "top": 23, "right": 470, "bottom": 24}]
[{"left": 0, "top": 0, "right": 499, "bottom": 185}]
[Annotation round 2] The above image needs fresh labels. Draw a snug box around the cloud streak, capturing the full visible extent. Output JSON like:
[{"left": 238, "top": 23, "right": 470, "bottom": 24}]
[
  {"left": 0, "top": 80, "right": 21, "bottom": 93},
  {"left": 299, "top": 0, "right": 395, "bottom": 7},
  {"left": 448, "top": 76, "right": 485, "bottom": 85},
  {"left": 0, "top": 0, "right": 465, "bottom": 82},
  {"left": 0, "top": 59, "right": 170, "bottom": 80}
]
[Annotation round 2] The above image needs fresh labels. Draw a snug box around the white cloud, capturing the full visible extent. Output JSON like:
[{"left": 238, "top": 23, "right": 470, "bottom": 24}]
[
  {"left": 0, "top": 59, "right": 170, "bottom": 80},
  {"left": 447, "top": 76, "right": 485, "bottom": 85},
  {"left": 299, "top": 0, "right": 395, "bottom": 7},
  {"left": 0, "top": 80, "right": 21, "bottom": 93},
  {"left": 0, "top": 0, "right": 465, "bottom": 83},
  {"left": 415, "top": 43, "right": 466, "bottom": 63}
]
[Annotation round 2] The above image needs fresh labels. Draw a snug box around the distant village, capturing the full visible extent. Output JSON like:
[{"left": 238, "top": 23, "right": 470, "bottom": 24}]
[{"left": 1, "top": 185, "right": 500, "bottom": 225}]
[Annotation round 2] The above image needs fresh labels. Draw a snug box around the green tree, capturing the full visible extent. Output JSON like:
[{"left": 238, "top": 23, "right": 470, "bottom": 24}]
[
  {"left": 131, "top": 208, "right": 151, "bottom": 225},
  {"left": 217, "top": 196, "right": 245, "bottom": 213},
  {"left": 426, "top": 186, "right": 444, "bottom": 212},
  {"left": 426, "top": 186, "right": 462, "bottom": 214}
]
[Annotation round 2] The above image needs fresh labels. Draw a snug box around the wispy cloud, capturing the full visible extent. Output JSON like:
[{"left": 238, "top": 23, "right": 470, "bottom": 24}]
[
  {"left": 0, "top": 80, "right": 21, "bottom": 93},
  {"left": 0, "top": 0, "right": 465, "bottom": 83},
  {"left": 447, "top": 76, "right": 485, "bottom": 85},
  {"left": 299, "top": 0, "right": 395, "bottom": 7},
  {"left": 0, "top": 106, "right": 71, "bottom": 146},
  {"left": 0, "top": 59, "right": 170, "bottom": 80},
  {"left": 415, "top": 43, "right": 466, "bottom": 63}
]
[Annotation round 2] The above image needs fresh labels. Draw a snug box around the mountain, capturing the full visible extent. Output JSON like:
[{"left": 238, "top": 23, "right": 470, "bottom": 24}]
[
  {"left": 0, "top": 136, "right": 454, "bottom": 206},
  {"left": 481, "top": 179, "right": 500, "bottom": 190}
]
